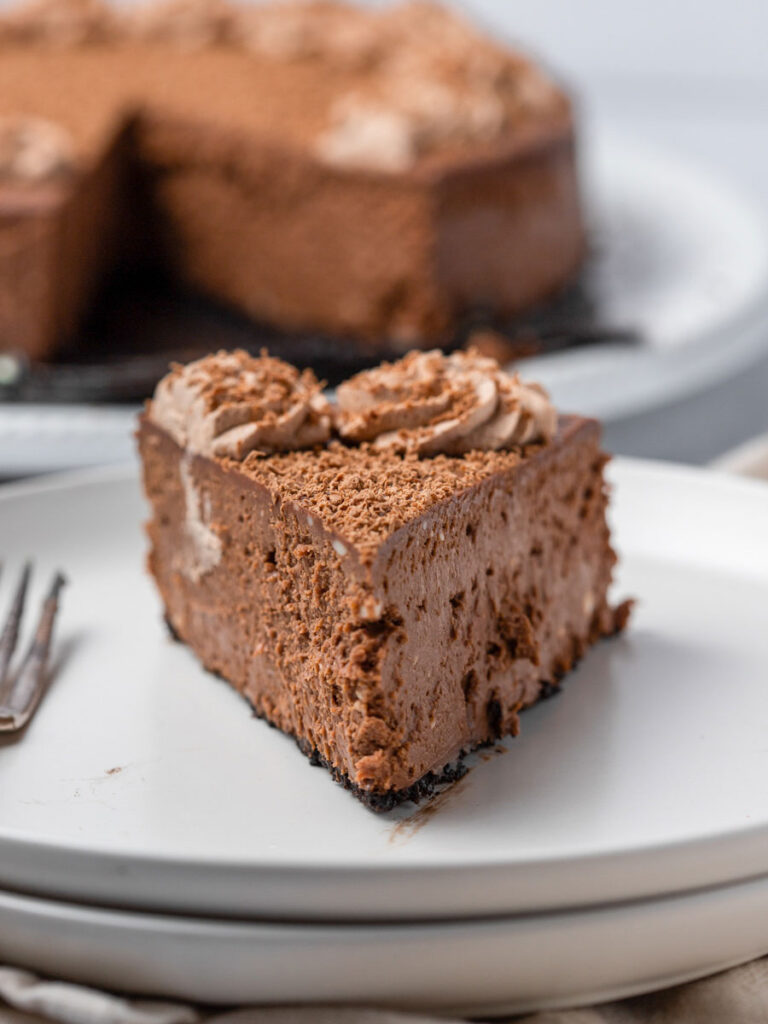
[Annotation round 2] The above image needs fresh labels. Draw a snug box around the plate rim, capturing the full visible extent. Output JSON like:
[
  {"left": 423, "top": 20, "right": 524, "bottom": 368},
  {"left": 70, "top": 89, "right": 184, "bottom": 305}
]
[{"left": 3, "top": 874, "right": 768, "bottom": 1015}]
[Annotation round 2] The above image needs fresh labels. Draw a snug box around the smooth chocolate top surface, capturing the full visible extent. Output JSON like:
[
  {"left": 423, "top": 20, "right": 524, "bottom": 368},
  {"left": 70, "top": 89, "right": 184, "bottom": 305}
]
[{"left": 0, "top": 0, "right": 572, "bottom": 178}]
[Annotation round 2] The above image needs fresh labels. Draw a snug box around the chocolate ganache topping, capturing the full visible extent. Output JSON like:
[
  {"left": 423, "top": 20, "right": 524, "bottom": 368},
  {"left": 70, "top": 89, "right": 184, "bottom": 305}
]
[
  {"left": 150, "top": 350, "right": 332, "bottom": 458},
  {"left": 335, "top": 348, "right": 557, "bottom": 456}
]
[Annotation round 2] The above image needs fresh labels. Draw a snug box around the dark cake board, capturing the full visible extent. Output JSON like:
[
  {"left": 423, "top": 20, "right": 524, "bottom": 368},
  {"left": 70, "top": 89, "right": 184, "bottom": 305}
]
[{"left": 0, "top": 265, "right": 616, "bottom": 404}]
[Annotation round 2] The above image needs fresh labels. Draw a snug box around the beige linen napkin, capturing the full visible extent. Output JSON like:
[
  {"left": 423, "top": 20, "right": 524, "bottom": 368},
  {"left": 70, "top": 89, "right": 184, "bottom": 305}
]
[{"left": 4, "top": 960, "right": 768, "bottom": 1024}]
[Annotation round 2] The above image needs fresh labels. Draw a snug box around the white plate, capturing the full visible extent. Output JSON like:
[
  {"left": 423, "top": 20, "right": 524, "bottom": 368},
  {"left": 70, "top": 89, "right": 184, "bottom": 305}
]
[
  {"left": 3, "top": 876, "right": 768, "bottom": 1014},
  {"left": 3, "top": 133, "right": 768, "bottom": 476},
  {"left": 1, "top": 460, "right": 768, "bottom": 922},
  {"left": 0, "top": 405, "right": 137, "bottom": 479}
]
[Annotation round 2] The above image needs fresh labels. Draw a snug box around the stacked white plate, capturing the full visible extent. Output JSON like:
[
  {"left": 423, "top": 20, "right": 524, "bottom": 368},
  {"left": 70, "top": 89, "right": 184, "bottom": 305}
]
[{"left": 1, "top": 457, "right": 768, "bottom": 1016}]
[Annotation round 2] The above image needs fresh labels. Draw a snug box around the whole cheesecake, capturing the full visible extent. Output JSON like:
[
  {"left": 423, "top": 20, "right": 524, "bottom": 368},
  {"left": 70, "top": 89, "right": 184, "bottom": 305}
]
[
  {"left": 138, "top": 349, "right": 629, "bottom": 810},
  {"left": 0, "top": 0, "right": 584, "bottom": 362}
]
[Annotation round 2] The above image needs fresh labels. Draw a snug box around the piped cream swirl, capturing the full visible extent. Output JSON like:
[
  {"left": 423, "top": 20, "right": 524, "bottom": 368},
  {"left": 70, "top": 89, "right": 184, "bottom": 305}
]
[
  {"left": 335, "top": 348, "right": 557, "bottom": 456},
  {"left": 150, "top": 350, "right": 332, "bottom": 459},
  {"left": 0, "top": 116, "right": 76, "bottom": 182}
]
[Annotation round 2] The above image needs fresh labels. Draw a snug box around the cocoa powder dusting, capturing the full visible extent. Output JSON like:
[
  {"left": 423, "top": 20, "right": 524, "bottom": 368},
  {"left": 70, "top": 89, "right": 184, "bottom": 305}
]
[{"left": 241, "top": 441, "right": 532, "bottom": 560}]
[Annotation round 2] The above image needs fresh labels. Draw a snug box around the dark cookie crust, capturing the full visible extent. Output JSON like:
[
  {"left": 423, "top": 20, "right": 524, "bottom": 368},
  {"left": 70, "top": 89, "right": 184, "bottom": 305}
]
[
  {"left": 244, "top": 693, "right": 468, "bottom": 812},
  {"left": 300, "top": 739, "right": 470, "bottom": 814}
]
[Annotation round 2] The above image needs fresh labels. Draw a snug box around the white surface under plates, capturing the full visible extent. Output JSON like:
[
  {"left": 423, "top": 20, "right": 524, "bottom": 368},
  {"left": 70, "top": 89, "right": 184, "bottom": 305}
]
[
  {"left": 0, "top": 460, "right": 768, "bottom": 921},
  {"left": 3, "top": 131, "right": 768, "bottom": 476},
  {"left": 4, "top": 873, "right": 768, "bottom": 1014}
]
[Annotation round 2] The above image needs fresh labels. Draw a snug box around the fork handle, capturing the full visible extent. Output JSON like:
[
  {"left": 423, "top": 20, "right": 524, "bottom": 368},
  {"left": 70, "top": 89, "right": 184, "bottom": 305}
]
[{"left": 0, "top": 574, "right": 66, "bottom": 733}]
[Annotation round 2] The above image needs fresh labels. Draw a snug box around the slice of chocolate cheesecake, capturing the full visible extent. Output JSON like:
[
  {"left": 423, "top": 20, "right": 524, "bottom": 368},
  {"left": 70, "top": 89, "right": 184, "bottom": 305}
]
[{"left": 138, "top": 349, "right": 629, "bottom": 810}]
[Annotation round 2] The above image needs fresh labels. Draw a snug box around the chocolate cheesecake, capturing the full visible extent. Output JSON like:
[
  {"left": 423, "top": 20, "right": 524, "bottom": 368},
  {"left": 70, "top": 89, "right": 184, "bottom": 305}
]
[
  {"left": 1, "top": 0, "right": 583, "bottom": 363},
  {"left": 138, "top": 349, "right": 629, "bottom": 810}
]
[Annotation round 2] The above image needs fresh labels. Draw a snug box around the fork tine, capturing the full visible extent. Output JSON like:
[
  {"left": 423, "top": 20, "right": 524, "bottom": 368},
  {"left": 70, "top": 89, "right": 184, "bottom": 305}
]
[
  {"left": 0, "top": 572, "right": 66, "bottom": 731},
  {"left": 0, "top": 562, "right": 31, "bottom": 704}
]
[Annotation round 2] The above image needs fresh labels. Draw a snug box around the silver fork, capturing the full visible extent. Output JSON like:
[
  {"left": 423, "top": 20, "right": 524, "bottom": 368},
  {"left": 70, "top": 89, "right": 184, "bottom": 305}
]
[{"left": 0, "top": 564, "right": 66, "bottom": 733}]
